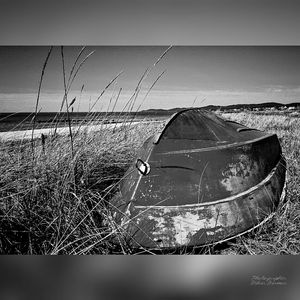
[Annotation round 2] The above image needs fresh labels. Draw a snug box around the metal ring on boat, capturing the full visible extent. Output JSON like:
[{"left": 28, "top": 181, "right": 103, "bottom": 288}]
[{"left": 136, "top": 158, "right": 151, "bottom": 175}]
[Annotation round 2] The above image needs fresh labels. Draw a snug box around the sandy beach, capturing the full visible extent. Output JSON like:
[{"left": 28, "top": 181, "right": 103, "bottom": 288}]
[{"left": 0, "top": 121, "right": 159, "bottom": 141}]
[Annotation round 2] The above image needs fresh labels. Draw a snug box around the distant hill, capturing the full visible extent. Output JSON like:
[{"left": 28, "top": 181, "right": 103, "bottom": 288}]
[
  {"left": 1, "top": 102, "right": 299, "bottom": 123},
  {"left": 138, "top": 102, "right": 300, "bottom": 116}
]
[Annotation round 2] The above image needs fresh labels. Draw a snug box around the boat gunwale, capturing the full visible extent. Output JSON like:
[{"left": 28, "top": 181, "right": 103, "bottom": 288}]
[
  {"left": 134, "top": 156, "right": 285, "bottom": 209},
  {"left": 157, "top": 133, "right": 277, "bottom": 155}
]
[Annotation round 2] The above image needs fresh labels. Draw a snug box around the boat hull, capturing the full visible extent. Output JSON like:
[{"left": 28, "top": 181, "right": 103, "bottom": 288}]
[
  {"left": 113, "top": 156, "right": 286, "bottom": 249},
  {"left": 110, "top": 109, "right": 287, "bottom": 249}
]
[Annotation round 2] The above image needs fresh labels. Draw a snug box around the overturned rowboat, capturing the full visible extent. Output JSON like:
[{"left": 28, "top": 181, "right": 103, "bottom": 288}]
[{"left": 110, "top": 109, "right": 286, "bottom": 249}]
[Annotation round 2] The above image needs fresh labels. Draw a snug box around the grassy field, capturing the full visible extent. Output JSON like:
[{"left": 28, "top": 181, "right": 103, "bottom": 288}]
[
  {"left": 0, "top": 118, "right": 165, "bottom": 254},
  {"left": 0, "top": 110, "right": 299, "bottom": 254}
]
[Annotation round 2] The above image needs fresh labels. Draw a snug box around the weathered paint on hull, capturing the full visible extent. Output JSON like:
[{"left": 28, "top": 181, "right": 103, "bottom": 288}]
[
  {"left": 126, "top": 134, "right": 281, "bottom": 207},
  {"left": 110, "top": 109, "right": 287, "bottom": 249},
  {"left": 113, "top": 156, "right": 286, "bottom": 249}
]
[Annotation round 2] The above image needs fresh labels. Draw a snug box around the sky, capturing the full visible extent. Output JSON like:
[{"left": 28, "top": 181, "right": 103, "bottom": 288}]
[
  {"left": 0, "top": 0, "right": 299, "bottom": 112},
  {"left": 0, "top": 46, "right": 299, "bottom": 112}
]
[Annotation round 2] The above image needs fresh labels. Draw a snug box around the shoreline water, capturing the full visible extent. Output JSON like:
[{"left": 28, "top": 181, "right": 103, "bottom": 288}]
[{"left": 0, "top": 120, "right": 162, "bottom": 141}]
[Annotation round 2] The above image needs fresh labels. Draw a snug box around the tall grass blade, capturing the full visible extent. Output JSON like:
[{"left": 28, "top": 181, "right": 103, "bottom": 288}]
[{"left": 31, "top": 46, "right": 53, "bottom": 157}]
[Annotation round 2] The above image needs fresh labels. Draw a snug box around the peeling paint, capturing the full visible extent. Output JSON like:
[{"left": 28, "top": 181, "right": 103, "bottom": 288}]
[
  {"left": 172, "top": 212, "right": 214, "bottom": 245},
  {"left": 221, "top": 155, "right": 259, "bottom": 194},
  {"left": 113, "top": 156, "right": 285, "bottom": 248}
]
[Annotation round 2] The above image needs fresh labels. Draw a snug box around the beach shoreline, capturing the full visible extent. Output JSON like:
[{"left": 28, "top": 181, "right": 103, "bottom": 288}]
[{"left": 0, "top": 120, "right": 161, "bottom": 141}]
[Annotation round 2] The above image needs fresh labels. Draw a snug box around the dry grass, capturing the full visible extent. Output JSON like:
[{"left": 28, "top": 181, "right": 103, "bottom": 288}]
[
  {"left": 1, "top": 110, "right": 299, "bottom": 254},
  {"left": 0, "top": 121, "right": 163, "bottom": 254}
]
